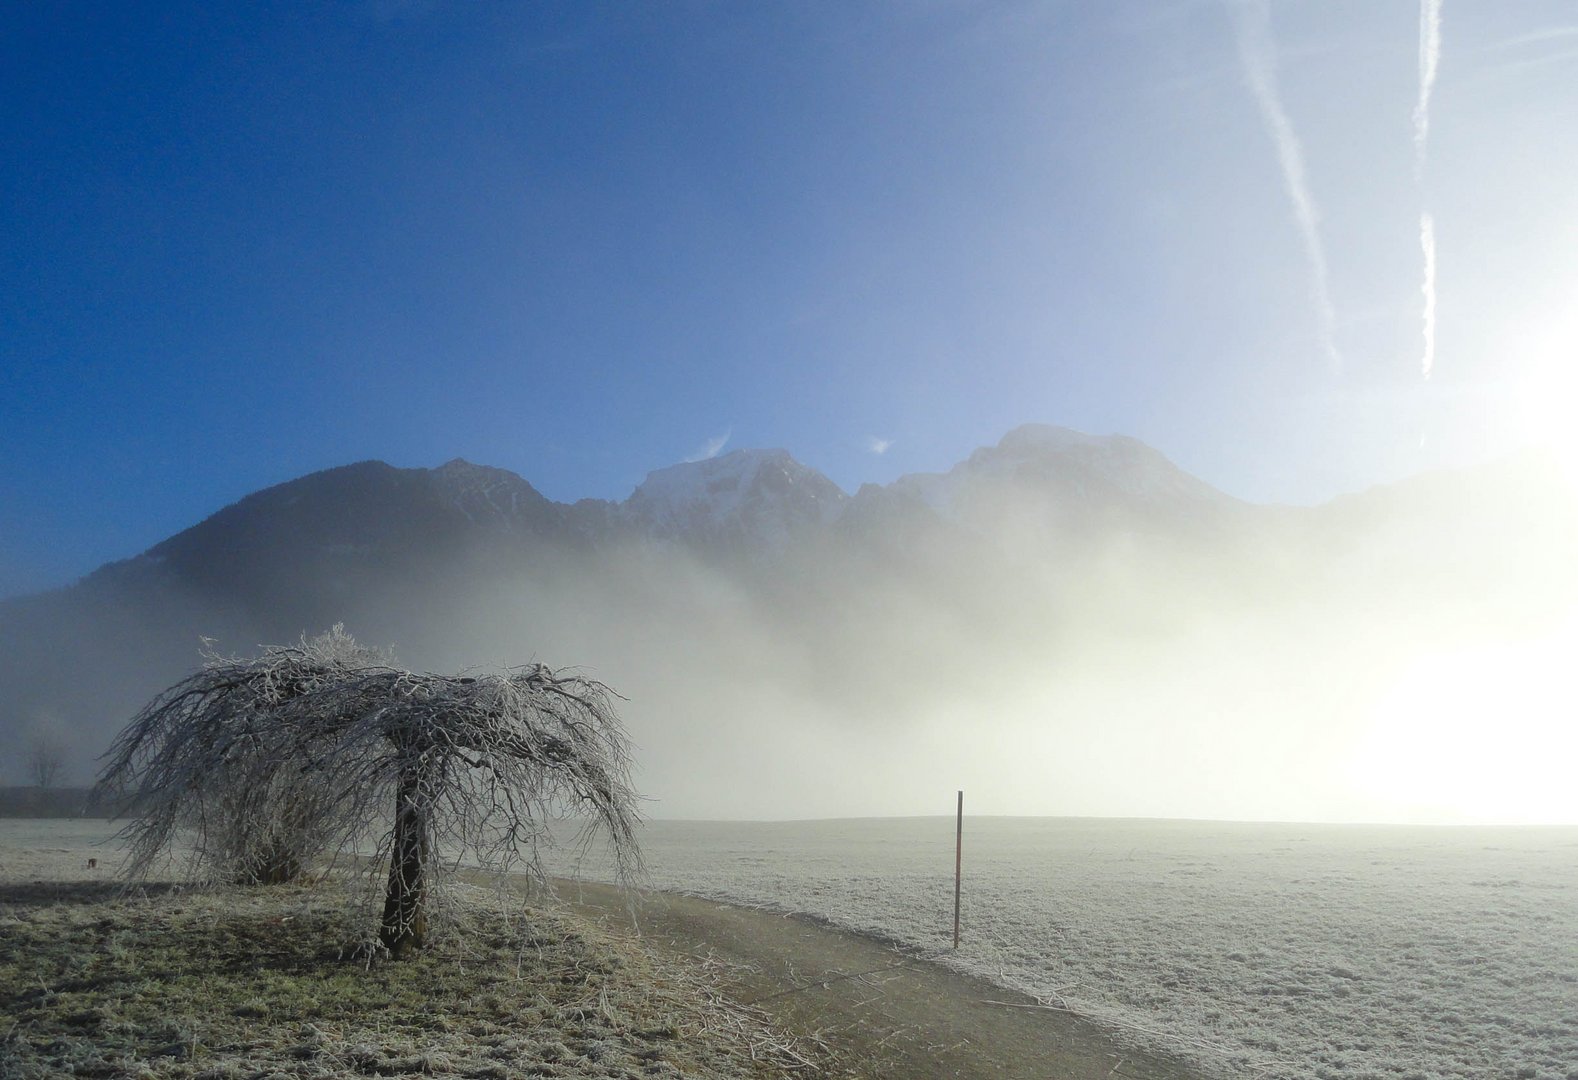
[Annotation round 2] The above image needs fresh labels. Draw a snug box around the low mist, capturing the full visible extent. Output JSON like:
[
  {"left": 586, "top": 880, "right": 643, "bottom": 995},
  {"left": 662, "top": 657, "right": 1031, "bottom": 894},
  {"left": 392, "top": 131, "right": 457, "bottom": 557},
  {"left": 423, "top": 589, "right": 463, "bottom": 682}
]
[{"left": 3, "top": 447, "right": 1573, "bottom": 826}]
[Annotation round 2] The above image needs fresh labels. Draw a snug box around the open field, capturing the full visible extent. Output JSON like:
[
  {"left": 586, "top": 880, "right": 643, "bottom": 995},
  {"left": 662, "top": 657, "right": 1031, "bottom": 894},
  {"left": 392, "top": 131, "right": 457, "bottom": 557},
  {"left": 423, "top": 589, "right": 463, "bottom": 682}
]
[
  {"left": 8, "top": 817, "right": 1576, "bottom": 1079},
  {"left": 0, "top": 820, "right": 1199, "bottom": 1080},
  {"left": 547, "top": 816, "right": 1578, "bottom": 1080},
  {"left": 0, "top": 822, "right": 816, "bottom": 1080}
]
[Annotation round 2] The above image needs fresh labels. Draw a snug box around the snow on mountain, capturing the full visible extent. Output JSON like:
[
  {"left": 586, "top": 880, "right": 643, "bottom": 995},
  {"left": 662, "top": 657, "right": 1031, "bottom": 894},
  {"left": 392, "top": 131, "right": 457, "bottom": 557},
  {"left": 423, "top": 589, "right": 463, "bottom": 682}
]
[
  {"left": 622, "top": 448, "right": 848, "bottom": 550},
  {"left": 883, "top": 423, "right": 1240, "bottom": 535},
  {"left": 429, "top": 458, "right": 556, "bottom": 530},
  {"left": 117, "top": 429, "right": 1239, "bottom": 587}
]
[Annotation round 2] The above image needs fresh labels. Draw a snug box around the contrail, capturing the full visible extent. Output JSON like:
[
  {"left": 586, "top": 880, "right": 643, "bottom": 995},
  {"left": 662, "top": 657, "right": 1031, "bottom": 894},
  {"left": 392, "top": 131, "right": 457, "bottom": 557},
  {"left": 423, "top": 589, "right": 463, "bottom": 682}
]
[
  {"left": 1413, "top": 0, "right": 1443, "bottom": 173},
  {"left": 1419, "top": 212, "right": 1437, "bottom": 379},
  {"left": 1234, "top": 0, "right": 1340, "bottom": 371},
  {"left": 1415, "top": 0, "right": 1443, "bottom": 379}
]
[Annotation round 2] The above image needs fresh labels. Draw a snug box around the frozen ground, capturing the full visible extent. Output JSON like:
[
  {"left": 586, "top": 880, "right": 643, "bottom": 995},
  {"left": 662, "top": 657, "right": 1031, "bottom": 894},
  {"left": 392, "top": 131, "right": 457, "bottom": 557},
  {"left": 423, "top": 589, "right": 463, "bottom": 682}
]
[
  {"left": 0, "top": 818, "right": 132, "bottom": 881},
  {"left": 7, "top": 817, "right": 1575, "bottom": 1079},
  {"left": 0, "top": 821, "right": 819, "bottom": 1080},
  {"left": 547, "top": 816, "right": 1578, "bottom": 1080}
]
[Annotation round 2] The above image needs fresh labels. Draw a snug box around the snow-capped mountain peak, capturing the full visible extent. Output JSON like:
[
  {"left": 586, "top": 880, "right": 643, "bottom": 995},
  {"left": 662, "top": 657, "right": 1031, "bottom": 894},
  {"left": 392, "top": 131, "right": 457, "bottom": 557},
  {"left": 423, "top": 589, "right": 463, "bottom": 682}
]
[
  {"left": 428, "top": 458, "right": 554, "bottom": 528},
  {"left": 968, "top": 423, "right": 1152, "bottom": 471},
  {"left": 622, "top": 448, "right": 848, "bottom": 549},
  {"left": 880, "top": 424, "right": 1238, "bottom": 536}
]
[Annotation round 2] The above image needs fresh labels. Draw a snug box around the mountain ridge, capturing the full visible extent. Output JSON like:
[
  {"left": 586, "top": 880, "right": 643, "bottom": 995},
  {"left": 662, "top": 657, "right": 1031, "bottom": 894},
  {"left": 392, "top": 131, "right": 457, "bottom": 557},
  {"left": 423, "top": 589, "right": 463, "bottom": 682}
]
[
  {"left": 9, "top": 425, "right": 1567, "bottom": 612},
  {"left": 88, "top": 423, "right": 1237, "bottom": 581},
  {"left": 3, "top": 422, "right": 1574, "bottom": 817}
]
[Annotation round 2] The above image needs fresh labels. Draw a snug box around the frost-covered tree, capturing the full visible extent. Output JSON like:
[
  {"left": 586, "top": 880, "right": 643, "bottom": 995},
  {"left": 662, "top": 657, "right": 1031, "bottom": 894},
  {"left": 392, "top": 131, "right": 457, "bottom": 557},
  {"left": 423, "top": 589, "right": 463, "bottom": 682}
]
[{"left": 96, "top": 627, "right": 642, "bottom": 957}]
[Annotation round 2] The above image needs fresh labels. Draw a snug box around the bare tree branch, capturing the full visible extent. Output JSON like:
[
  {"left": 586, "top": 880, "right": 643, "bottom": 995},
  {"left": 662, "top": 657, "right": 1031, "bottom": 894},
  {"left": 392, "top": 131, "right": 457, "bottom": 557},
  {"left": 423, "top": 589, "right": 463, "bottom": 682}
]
[
  {"left": 95, "top": 626, "right": 643, "bottom": 957},
  {"left": 27, "top": 737, "right": 65, "bottom": 788}
]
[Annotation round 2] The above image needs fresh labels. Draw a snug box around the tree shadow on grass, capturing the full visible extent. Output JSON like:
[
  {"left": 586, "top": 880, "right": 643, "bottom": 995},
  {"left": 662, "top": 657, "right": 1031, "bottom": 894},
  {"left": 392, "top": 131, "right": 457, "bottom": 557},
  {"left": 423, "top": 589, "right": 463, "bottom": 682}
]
[
  {"left": 1, "top": 887, "right": 379, "bottom": 1014},
  {"left": 0, "top": 879, "right": 185, "bottom": 906}
]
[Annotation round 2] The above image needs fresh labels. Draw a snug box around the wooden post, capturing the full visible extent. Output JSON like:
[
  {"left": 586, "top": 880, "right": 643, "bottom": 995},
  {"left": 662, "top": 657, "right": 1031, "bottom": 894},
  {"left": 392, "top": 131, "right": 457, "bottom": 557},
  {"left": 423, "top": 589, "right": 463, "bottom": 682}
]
[{"left": 953, "top": 789, "right": 963, "bottom": 949}]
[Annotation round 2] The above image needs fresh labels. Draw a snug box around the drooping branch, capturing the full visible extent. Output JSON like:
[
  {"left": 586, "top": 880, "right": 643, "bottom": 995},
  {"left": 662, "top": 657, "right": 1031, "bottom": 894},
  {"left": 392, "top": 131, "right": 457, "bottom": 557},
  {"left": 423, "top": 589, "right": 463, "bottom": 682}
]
[{"left": 96, "top": 627, "right": 643, "bottom": 954}]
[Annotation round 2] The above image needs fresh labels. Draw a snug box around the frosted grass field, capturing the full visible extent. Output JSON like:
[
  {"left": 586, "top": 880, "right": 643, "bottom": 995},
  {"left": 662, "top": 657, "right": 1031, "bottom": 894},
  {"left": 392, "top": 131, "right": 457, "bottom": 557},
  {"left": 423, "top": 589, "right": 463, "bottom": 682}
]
[
  {"left": 550, "top": 817, "right": 1578, "bottom": 1080},
  {"left": 0, "top": 818, "right": 133, "bottom": 881},
  {"left": 6, "top": 817, "right": 1575, "bottom": 1079}
]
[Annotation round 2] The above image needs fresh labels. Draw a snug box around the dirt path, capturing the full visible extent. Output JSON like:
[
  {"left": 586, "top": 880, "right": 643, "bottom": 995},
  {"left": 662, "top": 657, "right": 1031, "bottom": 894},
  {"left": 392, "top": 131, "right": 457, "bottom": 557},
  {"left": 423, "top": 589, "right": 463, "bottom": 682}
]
[{"left": 557, "top": 880, "right": 1205, "bottom": 1080}]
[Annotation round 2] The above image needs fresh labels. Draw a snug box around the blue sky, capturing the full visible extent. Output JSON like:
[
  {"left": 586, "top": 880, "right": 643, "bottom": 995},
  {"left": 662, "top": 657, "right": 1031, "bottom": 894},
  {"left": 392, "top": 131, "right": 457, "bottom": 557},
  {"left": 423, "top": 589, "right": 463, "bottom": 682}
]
[{"left": 4, "top": 1, "right": 1576, "bottom": 597}]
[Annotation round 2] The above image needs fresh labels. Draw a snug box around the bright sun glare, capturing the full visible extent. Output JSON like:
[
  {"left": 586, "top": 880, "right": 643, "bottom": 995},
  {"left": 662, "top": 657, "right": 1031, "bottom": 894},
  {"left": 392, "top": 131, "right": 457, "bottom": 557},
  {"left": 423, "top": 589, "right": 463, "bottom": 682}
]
[
  {"left": 1350, "top": 617, "right": 1578, "bottom": 824},
  {"left": 1354, "top": 291, "right": 1578, "bottom": 824},
  {"left": 1510, "top": 291, "right": 1578, "bottom": 485}
]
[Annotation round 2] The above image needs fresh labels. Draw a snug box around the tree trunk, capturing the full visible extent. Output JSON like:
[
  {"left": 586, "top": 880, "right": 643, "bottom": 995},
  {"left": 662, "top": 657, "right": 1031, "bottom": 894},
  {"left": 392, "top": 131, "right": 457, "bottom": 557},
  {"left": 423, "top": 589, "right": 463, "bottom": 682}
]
[{"left": 379, "top": 767, "right": 428, "bottom": 958}]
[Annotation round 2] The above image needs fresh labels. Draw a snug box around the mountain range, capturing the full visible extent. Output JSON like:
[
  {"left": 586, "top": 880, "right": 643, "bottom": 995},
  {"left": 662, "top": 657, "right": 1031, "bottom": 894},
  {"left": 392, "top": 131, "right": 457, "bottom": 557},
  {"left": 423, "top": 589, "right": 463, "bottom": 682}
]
[
  {"left": 106, "top": 423, "right": 1239, "bottom": 573},
  {"left": 4, "top": 424, "right": 1574, "bottom": 819}
]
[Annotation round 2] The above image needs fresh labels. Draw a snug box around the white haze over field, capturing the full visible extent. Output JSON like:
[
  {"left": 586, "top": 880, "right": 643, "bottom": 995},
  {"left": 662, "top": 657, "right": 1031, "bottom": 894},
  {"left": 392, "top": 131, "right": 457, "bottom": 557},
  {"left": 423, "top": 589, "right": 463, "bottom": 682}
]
[
  {"left": 354, "top": 475, "right": 1577, "bottom": 827},
  {"left": 3, "top": 436, "right": 1575, "bottom": 831},
  {"left": 1351, "top": 617, "right": 1578, "bottom": 825},
  {"left": 5, "top": 439, "right": 1575, "bottom": 828}
]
